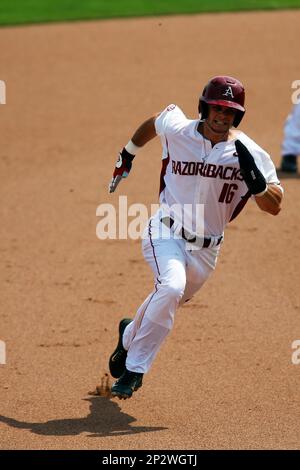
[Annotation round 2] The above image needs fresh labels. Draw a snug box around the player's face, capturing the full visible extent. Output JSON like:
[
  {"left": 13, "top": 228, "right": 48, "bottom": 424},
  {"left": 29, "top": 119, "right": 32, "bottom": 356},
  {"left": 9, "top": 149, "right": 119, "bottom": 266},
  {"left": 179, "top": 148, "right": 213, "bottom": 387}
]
[{"left": 206, "top": 105, "right": 236, "bottom": 134}]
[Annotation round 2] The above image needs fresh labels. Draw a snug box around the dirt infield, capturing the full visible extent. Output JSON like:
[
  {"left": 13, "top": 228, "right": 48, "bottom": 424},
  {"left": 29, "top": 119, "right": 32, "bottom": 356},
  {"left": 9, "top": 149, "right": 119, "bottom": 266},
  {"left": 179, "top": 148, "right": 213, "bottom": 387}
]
[{"left": 0, "top": 10, "right": 300, "bottom": 450}]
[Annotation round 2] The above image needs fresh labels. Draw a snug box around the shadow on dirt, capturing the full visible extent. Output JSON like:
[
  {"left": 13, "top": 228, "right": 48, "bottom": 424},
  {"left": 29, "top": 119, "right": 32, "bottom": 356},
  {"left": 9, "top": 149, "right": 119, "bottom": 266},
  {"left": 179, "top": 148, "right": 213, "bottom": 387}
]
[{"left": 0, "top": 397, "right": 167, "bottom": 437}]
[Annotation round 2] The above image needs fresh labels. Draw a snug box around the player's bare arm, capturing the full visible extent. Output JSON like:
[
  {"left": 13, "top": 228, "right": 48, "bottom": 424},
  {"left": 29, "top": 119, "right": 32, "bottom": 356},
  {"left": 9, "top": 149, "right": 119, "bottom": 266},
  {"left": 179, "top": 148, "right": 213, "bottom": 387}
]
[
  {"left": 108, "top": 114, "right": 159, "bottom": 193},
  {"left": 131, "top": 114, "right": 159, "bottom": 146},
  {"left": 254, "top": 183, "right": 283, "bottom": 215}
]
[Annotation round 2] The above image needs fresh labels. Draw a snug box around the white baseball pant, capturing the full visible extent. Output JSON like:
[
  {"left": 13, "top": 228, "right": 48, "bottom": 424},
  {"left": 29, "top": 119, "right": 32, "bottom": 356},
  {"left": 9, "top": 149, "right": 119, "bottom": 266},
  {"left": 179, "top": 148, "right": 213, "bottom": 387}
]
[
  {"left": 122, "top": 210, "right": 220, "bottom": 374},
  {"left": 282, "top": 102, "right": 300, "bottom": 156}
]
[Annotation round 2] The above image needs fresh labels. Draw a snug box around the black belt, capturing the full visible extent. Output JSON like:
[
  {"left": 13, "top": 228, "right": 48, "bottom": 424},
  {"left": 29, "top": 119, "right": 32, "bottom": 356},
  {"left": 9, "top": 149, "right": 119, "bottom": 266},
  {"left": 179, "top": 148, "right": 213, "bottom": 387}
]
[{"left": 160, "top": 217, "right": 223, "bottom": 248}]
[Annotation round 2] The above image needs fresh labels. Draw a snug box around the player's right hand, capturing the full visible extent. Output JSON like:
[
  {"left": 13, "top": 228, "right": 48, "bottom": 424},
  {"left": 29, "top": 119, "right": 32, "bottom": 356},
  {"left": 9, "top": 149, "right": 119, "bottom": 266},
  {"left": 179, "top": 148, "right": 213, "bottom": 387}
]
[{"left": 108, "top": 148, "right": 135, "bottom": 193}]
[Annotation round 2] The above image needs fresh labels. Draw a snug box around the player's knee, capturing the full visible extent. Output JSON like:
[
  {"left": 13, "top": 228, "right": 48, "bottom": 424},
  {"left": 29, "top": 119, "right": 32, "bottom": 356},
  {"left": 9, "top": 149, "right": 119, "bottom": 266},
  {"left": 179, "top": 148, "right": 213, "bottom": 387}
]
[{"left": 164, "top": 280, "right": 185, "bottom": 302}]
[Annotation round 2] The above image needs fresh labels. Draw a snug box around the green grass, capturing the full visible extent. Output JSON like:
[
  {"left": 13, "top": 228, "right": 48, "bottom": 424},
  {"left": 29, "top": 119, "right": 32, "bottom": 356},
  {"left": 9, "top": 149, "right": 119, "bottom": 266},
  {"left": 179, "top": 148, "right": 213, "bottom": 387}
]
[{"left": 0, "top": 0, "right": 300, "bottom": 26}]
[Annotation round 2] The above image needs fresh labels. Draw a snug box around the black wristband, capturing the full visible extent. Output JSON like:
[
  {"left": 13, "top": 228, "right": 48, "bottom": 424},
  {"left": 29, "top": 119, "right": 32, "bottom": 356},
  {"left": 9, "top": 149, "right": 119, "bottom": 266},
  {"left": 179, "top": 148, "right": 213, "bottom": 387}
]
[
  {"left": 118, "top": 147, "right": 135, "bottom": 173},
  {"left": 121, "top": 147, "right": 135, "bottom": 163}
]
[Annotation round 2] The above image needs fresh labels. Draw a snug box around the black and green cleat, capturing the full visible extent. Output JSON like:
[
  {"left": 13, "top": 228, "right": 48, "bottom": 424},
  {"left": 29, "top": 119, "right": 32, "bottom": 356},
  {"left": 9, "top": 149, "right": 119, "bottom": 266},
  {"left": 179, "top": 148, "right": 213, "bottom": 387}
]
[
  {"left": 111, "top": 368, "right": 143, "bottom": 400},
  {"left": 280, "top": 154, "right": 298, "bottom": 173},
  {"left": 109, "top": 318, "right": 132, "bottom": 379}
]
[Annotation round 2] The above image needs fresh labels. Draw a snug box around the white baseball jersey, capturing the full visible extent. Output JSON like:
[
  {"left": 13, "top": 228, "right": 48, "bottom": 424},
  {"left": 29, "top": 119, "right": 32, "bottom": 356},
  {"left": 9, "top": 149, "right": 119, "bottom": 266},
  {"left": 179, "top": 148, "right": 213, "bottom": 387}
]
[{"left": 155, "top": 104, "right": 281, "bottom": 237}]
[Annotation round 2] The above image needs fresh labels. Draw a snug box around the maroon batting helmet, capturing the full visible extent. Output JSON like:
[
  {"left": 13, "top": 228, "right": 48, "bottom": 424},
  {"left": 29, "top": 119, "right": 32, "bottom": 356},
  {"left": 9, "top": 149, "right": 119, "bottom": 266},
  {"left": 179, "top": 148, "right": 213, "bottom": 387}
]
[{"left": 198, "top": 76, "right": 245, "bottom": 127}]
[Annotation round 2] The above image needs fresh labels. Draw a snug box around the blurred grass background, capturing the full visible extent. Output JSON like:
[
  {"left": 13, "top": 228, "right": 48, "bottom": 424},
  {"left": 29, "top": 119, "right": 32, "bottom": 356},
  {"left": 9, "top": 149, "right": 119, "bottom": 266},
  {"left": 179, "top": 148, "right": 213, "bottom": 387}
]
[{"left": 0, "top": 0, "right": 300, "bottom": 26}]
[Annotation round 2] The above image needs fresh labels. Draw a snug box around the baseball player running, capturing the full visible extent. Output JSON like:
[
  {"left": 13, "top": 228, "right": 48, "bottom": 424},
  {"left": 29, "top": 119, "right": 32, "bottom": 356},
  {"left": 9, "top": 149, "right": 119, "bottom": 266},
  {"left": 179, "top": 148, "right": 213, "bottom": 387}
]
[
  {"left": 280, "top": 101, "right": 300, "bottom": 173},
  {"left": 108, "top": 76, "right": 283, "bottom": 400}
]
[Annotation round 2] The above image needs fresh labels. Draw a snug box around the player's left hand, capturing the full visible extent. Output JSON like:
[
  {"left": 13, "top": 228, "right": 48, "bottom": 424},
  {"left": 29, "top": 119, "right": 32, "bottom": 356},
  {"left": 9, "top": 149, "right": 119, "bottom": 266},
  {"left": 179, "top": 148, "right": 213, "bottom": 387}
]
[
  {"left": 108, "top": 148, "right": 135, "bottom": 193},
  {"left": 235, "top": 140, "right": 267, "bottom": 196}
]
